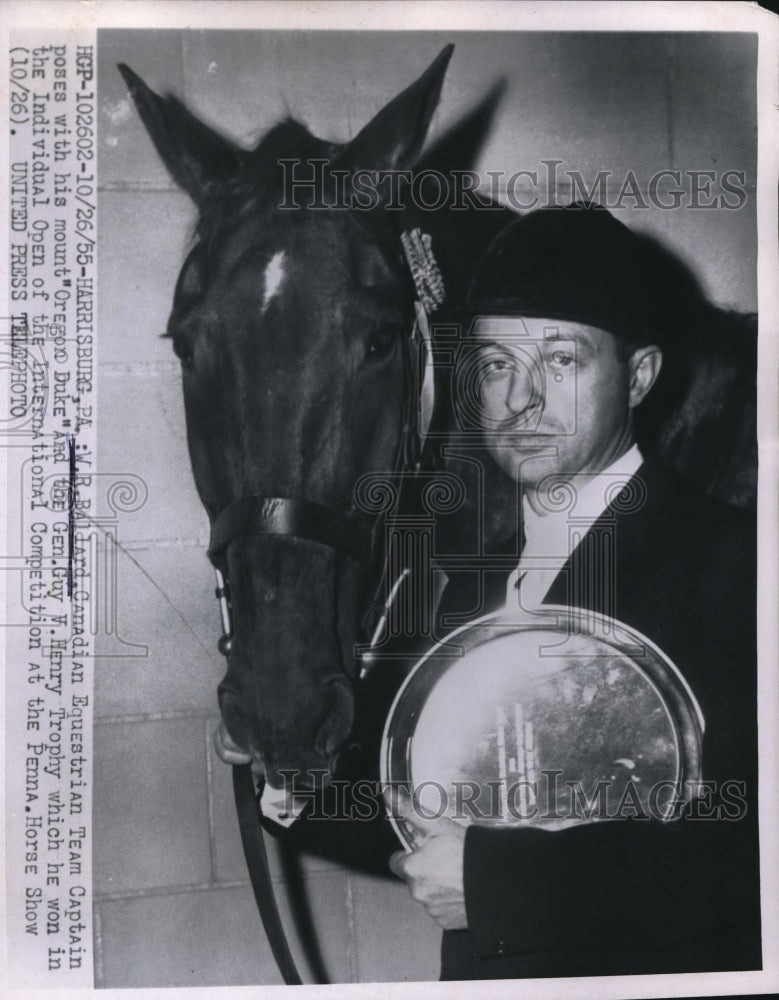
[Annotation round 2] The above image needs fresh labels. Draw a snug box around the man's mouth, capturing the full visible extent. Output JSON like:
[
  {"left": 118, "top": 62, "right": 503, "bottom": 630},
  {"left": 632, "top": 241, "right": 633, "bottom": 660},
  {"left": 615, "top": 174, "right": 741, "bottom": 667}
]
[
  {"left": 499, "top": 428, "right": 570, "bottom": 454},
  {"left": 499, "top": 420, "right": 567, "bottom": 441}
]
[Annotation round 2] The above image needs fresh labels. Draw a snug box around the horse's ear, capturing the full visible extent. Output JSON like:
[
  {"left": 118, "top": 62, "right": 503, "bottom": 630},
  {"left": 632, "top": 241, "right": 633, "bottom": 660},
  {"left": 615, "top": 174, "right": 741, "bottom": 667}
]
[
  {"left": 118, "top": 63, "right": 244, "bottom": 204},
  {"left": 339, "top": 44, "right": 454, "bottom": 172}
]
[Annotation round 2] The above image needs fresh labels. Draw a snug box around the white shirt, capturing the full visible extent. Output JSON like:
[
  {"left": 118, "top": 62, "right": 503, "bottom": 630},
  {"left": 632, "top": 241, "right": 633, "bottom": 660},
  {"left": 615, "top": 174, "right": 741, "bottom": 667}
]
[{"left": 505, "top": 445, "right": 644, "bottom": 611}]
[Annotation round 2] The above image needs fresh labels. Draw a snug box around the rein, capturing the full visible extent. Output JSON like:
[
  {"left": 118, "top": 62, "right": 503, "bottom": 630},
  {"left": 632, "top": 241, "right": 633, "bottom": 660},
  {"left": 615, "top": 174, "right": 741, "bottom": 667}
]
[{"left": 210, "top": 227, "right": 445, "bottom": 985}]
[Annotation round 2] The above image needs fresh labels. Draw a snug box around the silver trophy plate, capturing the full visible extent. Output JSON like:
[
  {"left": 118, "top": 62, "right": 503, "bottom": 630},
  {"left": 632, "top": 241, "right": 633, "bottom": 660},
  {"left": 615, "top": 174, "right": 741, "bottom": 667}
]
[{"left": 381, "top": 606, "right": 704, "bottom": 850}]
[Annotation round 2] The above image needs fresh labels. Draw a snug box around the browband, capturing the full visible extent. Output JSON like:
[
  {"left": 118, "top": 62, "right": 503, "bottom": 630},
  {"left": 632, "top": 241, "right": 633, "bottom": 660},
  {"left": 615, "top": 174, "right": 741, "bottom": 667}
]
[{"left": 207, "top": 495, "right": 372, "bottom": 564}]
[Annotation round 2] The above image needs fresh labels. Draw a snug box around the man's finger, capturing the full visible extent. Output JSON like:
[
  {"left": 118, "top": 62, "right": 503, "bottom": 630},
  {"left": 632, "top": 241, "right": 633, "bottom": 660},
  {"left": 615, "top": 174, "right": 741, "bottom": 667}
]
[
  {"left": 389, "top": 849, "right": 410, "bottom": 880},
  {"left": 392, "top": 790, "right": 460, "bottom": 838},
  {"left": 217, "top": 720, "right": 248, "bottom": 754},
  {"left": 425, "top": 903, "right": 468, "bottom": 931},
  {"left": 213, "top": 721, "right": 252, "bottom": 765},
  {"left": 215, "top": 744, "right": 251, "bottom": 765}
]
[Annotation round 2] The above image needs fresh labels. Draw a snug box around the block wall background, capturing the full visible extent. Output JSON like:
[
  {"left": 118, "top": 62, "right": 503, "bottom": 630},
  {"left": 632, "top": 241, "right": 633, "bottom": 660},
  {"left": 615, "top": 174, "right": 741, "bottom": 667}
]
[{"left": 94, "top": 29, "right": 757, "bottom": 987}]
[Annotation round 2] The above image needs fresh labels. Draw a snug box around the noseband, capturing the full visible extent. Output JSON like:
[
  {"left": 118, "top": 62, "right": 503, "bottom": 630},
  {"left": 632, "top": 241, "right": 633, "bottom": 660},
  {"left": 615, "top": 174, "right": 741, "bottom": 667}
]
[
  {"left": 209, "top": 496, "right": 372, "bottom": 566},
  {"left": 208, "top": 496, "right": 374, "bottom": 659}
]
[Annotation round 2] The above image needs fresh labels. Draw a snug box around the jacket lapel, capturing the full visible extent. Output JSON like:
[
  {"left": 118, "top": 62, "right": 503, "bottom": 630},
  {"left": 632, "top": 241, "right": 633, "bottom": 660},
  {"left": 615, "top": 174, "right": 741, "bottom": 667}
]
[{"left": 543, "top": 458, "right": 677, "bottom": 614}]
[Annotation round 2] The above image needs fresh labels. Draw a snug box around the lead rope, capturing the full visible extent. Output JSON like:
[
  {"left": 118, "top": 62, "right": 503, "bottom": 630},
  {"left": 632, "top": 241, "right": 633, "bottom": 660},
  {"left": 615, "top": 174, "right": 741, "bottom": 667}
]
[
  {"left": 218, "top": 228, "right": 445, "bottom": 987},
  {"left": 233, "top": 765, "right": 303, "bottom": 985},
  {"left": 217, "top": 573, "right": 303, "bottom": 983},
  {"left": 214, "top": 571, "right": 303, "bottom": 983}
]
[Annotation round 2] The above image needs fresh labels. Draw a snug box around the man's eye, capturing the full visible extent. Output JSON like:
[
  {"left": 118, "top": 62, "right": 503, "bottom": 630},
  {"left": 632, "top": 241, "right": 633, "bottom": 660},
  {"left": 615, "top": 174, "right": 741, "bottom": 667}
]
[
  {"left": 550, "top": 350, "right": 574, "bottom": 367},
  {"left": 482, "top": 356, "right": 514, "bottom": 376}
]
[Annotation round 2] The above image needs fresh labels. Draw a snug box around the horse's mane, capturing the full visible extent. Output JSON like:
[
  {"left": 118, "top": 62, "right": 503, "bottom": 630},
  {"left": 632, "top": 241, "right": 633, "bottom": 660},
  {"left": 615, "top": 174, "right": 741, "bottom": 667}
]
[
  {"left": 602, "top": 229, "right": 759, "bottom": 509},
  {"left": 638, "top": 305, "right": 757, "bottom": 509}
]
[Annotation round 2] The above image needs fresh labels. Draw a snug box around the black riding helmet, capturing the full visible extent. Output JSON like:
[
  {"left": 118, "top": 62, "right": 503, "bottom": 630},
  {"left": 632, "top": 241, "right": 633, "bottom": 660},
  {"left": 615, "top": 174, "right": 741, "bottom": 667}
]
[{"left": 449, "top": 201, "right": 704, "bottom": 348}]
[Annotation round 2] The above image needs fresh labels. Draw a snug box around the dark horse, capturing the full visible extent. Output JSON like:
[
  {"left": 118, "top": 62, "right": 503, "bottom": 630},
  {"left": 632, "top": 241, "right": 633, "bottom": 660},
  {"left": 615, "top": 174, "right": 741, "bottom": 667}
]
[{"left": 118, "top": 47, "right": 515, "bottom": 802}]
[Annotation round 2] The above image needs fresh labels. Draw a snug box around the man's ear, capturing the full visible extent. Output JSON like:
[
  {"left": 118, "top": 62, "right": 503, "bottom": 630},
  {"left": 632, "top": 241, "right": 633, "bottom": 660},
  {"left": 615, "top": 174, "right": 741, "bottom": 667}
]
[{"left": 628, "top": 346, "right": 663, "bottom": 408}]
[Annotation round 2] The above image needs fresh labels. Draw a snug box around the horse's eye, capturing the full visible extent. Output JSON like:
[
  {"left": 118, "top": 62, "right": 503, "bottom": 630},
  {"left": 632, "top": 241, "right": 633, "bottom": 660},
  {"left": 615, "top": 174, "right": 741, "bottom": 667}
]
[{"left": 367, "top": 324, "right": 400, "bottom": 360}]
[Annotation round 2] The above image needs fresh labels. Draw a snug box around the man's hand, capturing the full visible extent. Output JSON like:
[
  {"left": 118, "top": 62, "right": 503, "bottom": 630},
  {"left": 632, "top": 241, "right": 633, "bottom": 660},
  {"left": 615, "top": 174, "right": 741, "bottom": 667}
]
[
  {"left": 213, "top": 720, "right": 252, "bottom": 765},
  {"left": 387, "top": 792, "right": 468, "bottom": 930}
]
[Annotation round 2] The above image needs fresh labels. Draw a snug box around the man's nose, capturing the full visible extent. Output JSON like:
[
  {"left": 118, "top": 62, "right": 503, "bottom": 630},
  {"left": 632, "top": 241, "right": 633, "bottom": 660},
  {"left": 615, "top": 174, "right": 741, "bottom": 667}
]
[{"left": 506, "top": 359, "right": 539, "bottom": 415}]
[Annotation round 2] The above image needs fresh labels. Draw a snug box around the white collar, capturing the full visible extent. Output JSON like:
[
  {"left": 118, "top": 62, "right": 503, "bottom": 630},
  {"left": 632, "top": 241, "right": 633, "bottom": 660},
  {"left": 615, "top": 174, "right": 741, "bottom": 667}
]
[{"left": 522, "top": 444, "right": 643, "bottom": 549}]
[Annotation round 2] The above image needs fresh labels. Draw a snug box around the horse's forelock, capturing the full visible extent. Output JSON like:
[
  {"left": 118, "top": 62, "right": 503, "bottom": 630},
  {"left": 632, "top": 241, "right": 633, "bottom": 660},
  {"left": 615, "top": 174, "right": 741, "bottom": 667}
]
[{"left": 252, "top": 117, "right": 337, "bottom": 162}]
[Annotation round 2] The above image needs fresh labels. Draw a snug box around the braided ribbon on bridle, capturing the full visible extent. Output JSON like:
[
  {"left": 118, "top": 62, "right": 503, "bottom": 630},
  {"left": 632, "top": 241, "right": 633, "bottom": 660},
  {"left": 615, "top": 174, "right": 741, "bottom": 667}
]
[{"left": 400, "top": 228, "right": 446, "bottom": 313}]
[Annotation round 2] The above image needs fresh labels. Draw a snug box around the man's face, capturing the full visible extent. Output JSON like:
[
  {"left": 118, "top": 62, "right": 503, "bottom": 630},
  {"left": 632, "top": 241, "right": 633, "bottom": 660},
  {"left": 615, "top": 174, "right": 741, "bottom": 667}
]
[{"left": 469, "top": 316, "right": 640, "bottom": 493}]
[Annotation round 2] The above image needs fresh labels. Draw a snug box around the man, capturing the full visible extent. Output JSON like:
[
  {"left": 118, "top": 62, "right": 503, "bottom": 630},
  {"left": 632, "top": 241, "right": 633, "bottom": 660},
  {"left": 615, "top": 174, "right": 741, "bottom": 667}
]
[{"left": 388, "top": 203, "right": 761, "bottom": 979}]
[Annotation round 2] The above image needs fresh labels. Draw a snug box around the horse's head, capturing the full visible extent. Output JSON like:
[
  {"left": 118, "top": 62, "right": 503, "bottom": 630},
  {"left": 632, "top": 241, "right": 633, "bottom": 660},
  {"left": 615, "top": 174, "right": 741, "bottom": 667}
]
[{"left": 120, "top": 48, "right": 504, "bottom": 791}]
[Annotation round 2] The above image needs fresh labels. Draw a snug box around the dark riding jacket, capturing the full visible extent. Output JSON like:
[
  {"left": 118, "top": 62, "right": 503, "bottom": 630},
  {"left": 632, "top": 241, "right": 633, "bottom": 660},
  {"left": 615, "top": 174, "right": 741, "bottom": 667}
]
[{"left": 438, "top": 458, "right": 761, "bottom": 980}]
